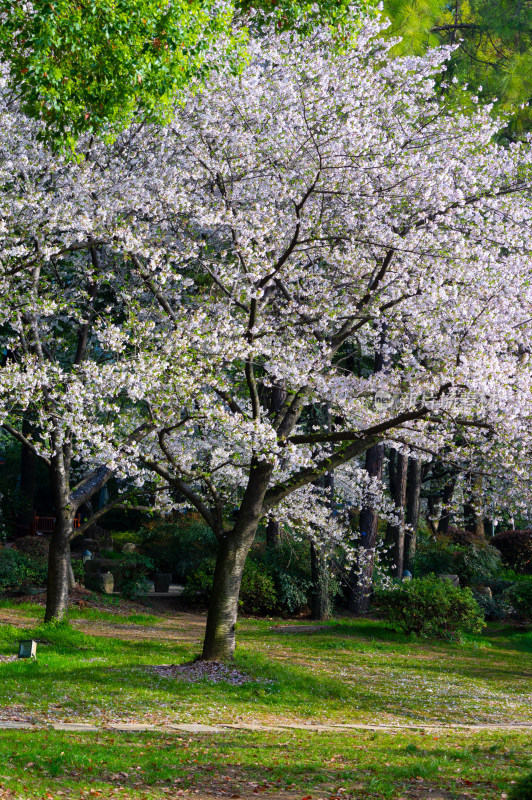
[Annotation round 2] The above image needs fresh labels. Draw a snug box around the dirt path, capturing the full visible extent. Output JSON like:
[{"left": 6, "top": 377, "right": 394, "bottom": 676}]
[{"left": 1, "top": 719, "right": 531, "bottom": 733}]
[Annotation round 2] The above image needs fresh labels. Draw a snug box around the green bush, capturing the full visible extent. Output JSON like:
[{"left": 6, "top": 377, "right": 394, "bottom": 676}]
[
  {"left": 183, "top": 557, "right": 278, "bottom": 614},
  {"left": 0, "top": 548, "right": 47, "bottom": 591},
  {"left": 493, "top": 530, "right": 532, "bottom": 574},
  {"left": 375, "top": 576, "right": 485, "bottom": 640},
  {"left": 182, "top": 558, "right": 216, "bottom": 606},
  {"left": 0, "top": 549, "right": 30, "bottom": 591},
  {"left": 413, "top": 538, "right": 502, "bottom": 586},
  {"left": 118, "top": 553, "right": 154, "bottom": 599},
  {"left": 509, "top": 771, "right": 532, "bottom": 800},
  {"left": 508, "top": 576, "right": 532, "bottom": 618},
  {"left": 239, "top": 559, "right": 278, "bottom": 614},
  {"left": 262, "top": 541, "right": 313, "bottom": 614},
  {"left": 472, "top": 589, "right": 512, "bottom": 621},
  {"left": 138, "top": 517, "right": 217, "bottom": 580}
]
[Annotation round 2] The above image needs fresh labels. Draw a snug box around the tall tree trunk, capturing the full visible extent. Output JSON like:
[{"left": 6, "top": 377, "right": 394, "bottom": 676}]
[
  {"left": 67, "top": 548, "right": 76, "bottom": 590},
  {"left": 265, "top": 383, "right": 287, "bottom": 551},
  {"left": 385, "top": 449, "right": 408, "bottom": 579},
  {"left": 310, "top": 471, "right": 334, "bottom": 620},
  {"left": 266, "top": 518, "right": 280, "bottom": 549},
  {"left": 44, "top": 450, "right": 75, "bottom": 622},
  {"left": 464, "top": 474, "right": 484, "bottom": 537},
  {"left": 438, "top": 477, "right": 456, "bottom": 535},
  {"left": 201, "top": 460, "right": 273, "bottom": 661},
  {"left": 17, "top": 419, "right": 36, "bottom": 533},
  {"left": 45, "top": 509, "right": 75, "bottom": 621},
  {"left": 404, "top": 457, "right": 421, "bottom": 573},
  {"left": 348, "top": 442, "right": 384, "bottom": 613},
  {"left": 310, "top": 540, "right": 331, "bottom": 620}
]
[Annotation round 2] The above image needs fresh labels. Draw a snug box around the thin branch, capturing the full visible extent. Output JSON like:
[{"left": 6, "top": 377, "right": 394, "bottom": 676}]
[
  {"left": 142, "top": 457, "right": 218, "bottom": 534},
  {"left": 1, "top": 424, "right": 51, "bottom": 467}
]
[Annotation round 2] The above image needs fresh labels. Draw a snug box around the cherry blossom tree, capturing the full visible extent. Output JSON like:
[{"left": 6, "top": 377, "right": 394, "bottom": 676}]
[
  {"left": 105, "top": 18, "right": 532, "bottom": 659},
  {"left": 2, "top": 14, "right": 532, "bottom": 657}
]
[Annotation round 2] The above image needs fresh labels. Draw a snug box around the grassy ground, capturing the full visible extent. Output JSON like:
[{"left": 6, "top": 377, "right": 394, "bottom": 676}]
[
  {"left": 0, "top": 600, "right": 530, "bottom": 798},
  {"left": 0, "top": 727, "right": 530, "bottom": 800}
]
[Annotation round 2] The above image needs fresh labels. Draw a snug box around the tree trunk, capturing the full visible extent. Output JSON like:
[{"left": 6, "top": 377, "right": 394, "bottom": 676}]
[
  {"left": 17, "top": 419, "right": 36, "bottom": 533},
  {"left": 348, "top": 442, "right": 384, "bottom": 612},
  {"left": 265, "top": 384, "right": 287, "bottom": 552},
  {"left": 45, "top": 511, "right": 74, "bottom": 621},
  {"left": 67, "top": 547, "right": 76, "bottom": 590},
  {"left": 266, "top": 518, "right": 280, "bottom": 549},
  {"left": 45, "top": 453, "right": 75, "bottom": 622},
  {"left": 404, "top": 457, "right": 421, "bottom": 573},
  {"left": 385, "top": 449, "right": 408, "bottom": 579},
  {"left": 201, "top": 528, "right": 257, "bottom": 661},
  {"left": 438, "top": 477, "right": 456, "bottom": 535},
  {"left": 201, "top": 459, "right": 273, "bottom": 661},
  {"left": 464, "top": 474, "right": 484, "bottom": 537},
  {"left": 310, "top": 540, "right": 331, "bottom": 620}
]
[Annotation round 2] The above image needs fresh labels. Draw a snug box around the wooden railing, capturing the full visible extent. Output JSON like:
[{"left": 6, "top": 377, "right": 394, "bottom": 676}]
[{"left": 12, "top": 514, "right": 81, "bottom": 538}]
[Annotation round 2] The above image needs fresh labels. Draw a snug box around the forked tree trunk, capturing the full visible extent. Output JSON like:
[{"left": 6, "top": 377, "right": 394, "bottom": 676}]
[
  {"left": 348, "top": 442, "right": 384, "bottom": 613},
  {"left": 404, "top": 457, "right": 421, "bottom": 573}
]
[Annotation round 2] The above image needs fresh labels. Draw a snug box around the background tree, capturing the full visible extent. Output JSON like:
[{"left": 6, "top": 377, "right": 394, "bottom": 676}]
[{"left": 384, "top": 0, "right": 532, "bottom": 135}]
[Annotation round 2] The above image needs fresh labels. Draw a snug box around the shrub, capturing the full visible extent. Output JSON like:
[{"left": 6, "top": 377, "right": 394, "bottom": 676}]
[
  {"left": 412, "top": 538, "right": 502, "bottom": 586},
  {"left": 262, "top": 541, "right": 313, "bottom": 614},
  {"left": 118, "top": 553, "right": 154, "bottom": 598},
  {"left": 182, "top": 558, "right": 215, "bottom": 606},
  {"left": 509, "top": 771, "right": 532, "bottom": 800},
  {"left": 0, "top": 549, "right": 30, "bottom": 591},
  {"left": 0, "top": 548, "right": 47, "bottom": 590},
  {"left": 453, "top": 544, "right": 502, "bottom": 585},
  {"left": 138, "top": 517, "right": 217, "bottom": 579},
  {"left": 15, "top": 536, "right": 50, "bottom": 559},
  {"left": 375, "top": 576, "right": 485, "bottom": 640},
  {"left": 412, "top": 538, "right": 457, "bottom": 577},
  {"left": 472, "top": 589, "right": 512, "bottom": 621},
  {"left": 239, "top": 560, "right": 277, "bottom": 614},
  {"left": 493, "top": 530, "right": 532, "bottom": 574},
  {"left": 508, "top": 576, "right": 532, "bottom": 618},
  {"left": 183, "top": 557, "right": 278, "bottom": 614}
]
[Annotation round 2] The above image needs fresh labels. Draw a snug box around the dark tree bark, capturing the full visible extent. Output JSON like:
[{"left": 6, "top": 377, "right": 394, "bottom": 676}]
[
  {"left": 265, "top": 518, "right": 280, "bottom": 549},
  {"left": 201, "top": 460, "right": 273, "bottom": 661},
  {"left": 404, "top": 457, "right": 422, "bottom": 573},
  {"left": 464, "top": 474, "right": 485, "bottom": 537},
  {"left": 438, "top": 477, "right": 456, "bottom": 535},
  {"left": 45, "top": 512, "right": 75, "bottom": 621},
  {"left": 310, "top": 471, "right": 334, "bottom": 620},
  {"left": 385, "top": 448, "right": 408, "bottom": 578},
  {"left": 44, "top": 448, "right": 75, "bottom": 621},
  {"left": 265, "top": 383, "right": 287, "bottom": 551},
  {"left": 347, "top": 442, "right": 384, "bottom": 613},
  {"left": 17, "top": 419, "right": 36, "bottom": 533},
  {"left": 310, "top": 540, "right": 331, "bottom": 620}
]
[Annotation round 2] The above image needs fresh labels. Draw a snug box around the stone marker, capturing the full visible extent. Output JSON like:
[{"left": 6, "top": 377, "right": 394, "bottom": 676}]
[{"left": 98, "top": 572, "right": 114, "bottom": 594}]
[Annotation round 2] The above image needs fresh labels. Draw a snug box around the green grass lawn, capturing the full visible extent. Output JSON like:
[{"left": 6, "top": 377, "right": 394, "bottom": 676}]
[{"left": 0, "top": 603, "right": 530, "bottom": 798}]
